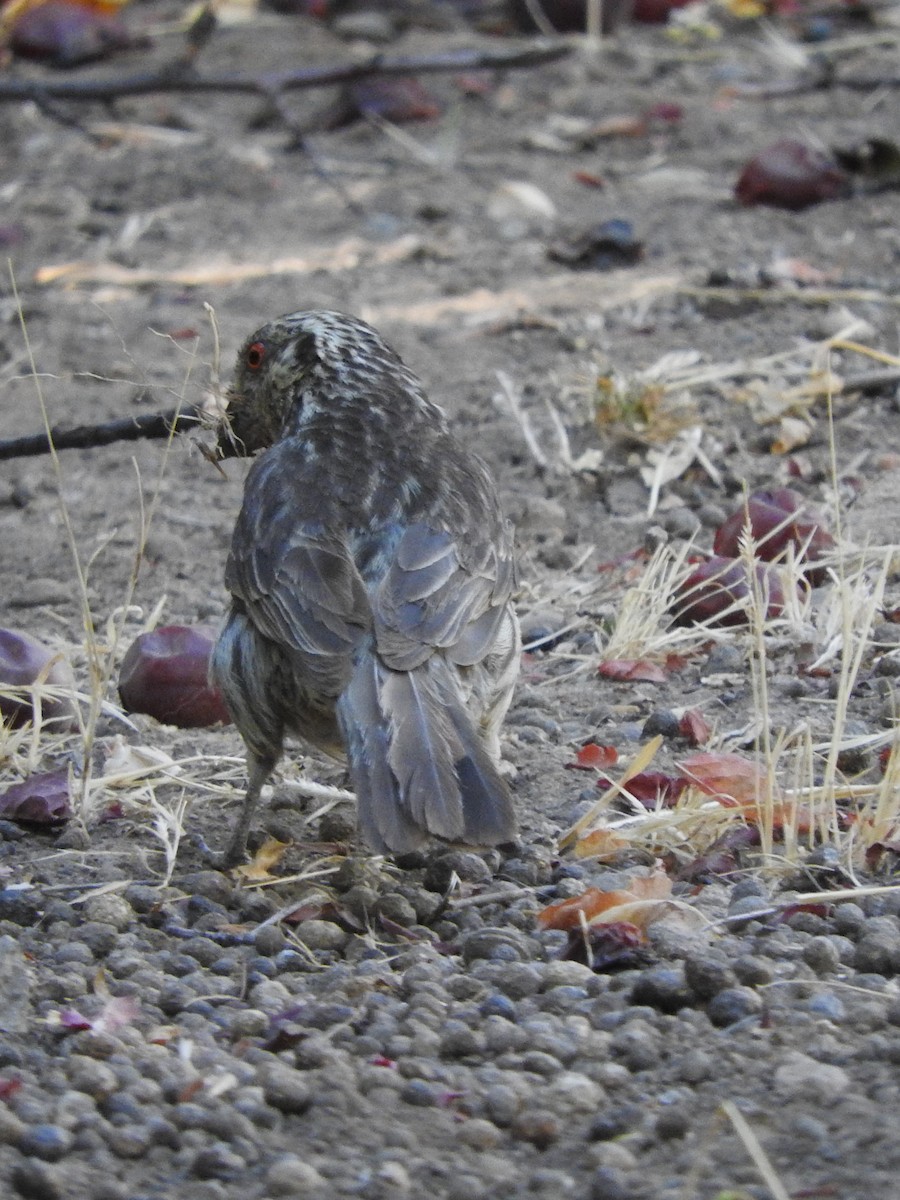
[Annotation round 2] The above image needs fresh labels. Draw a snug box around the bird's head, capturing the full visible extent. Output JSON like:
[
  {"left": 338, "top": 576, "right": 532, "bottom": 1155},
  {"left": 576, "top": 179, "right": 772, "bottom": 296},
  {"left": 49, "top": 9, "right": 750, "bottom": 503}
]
[{"left": 217, "top": 309, "right": 421, "bottom": 459}]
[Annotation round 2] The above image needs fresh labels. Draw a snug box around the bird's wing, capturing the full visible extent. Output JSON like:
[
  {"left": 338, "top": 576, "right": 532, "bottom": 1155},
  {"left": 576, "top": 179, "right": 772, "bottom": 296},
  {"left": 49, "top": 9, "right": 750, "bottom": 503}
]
[
  {"left": 225, "top": 450, "right": 371, "bottom": 659},
  {"left": 373, "top": 520, "right": 516, "bottom": 671}
]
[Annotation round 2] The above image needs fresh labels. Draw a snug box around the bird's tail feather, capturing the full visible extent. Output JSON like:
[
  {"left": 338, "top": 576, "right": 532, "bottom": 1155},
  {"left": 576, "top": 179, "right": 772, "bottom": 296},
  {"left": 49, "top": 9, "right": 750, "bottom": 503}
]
[
  {"left": 337, "top": 652, "right": 516, "bottom": 854},
  {"left": 338, "top": 656, "right": 426, "bottom": 854}
]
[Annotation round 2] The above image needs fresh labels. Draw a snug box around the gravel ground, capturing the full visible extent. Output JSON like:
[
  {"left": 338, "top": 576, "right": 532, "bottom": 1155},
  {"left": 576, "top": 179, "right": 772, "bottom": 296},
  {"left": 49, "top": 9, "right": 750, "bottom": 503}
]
[{"left": 1, "top": 838, "right": 900, "bottom": 1199}]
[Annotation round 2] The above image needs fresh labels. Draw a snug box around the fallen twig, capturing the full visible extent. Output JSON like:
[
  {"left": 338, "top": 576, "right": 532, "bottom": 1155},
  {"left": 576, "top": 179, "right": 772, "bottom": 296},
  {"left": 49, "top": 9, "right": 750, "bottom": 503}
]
[
  {"left": 0, "top": 43, "right": 570, "bottom": 105},
  {"left": 0, "top": 406, "right": 202, "bottom": 460}
]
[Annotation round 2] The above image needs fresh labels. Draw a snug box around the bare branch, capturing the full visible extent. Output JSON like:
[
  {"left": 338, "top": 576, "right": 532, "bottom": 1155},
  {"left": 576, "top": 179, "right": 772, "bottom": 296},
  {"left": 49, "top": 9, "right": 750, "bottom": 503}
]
[
  {"left": 0, "top": 407, "right": 203, "bottom": 460},
  {"left": 0, "top": 43, "right": 571, "bottom": 105}
]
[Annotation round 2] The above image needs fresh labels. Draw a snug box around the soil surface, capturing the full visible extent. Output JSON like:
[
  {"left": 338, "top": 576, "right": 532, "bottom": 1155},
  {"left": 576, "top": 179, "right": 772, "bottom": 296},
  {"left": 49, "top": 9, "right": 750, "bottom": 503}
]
[{"left": 2, "top": 4, "right": 900, "bottom": 1200}]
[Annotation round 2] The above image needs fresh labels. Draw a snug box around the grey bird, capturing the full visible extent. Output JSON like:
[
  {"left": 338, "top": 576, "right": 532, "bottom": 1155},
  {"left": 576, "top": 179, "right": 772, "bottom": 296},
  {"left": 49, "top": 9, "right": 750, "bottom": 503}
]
[{"left": 211, "top": 310, "right": 519, "bottom": 865}]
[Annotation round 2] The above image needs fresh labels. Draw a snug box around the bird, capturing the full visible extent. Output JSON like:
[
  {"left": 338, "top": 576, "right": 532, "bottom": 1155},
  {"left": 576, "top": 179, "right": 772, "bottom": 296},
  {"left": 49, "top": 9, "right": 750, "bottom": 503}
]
[{"left": 211, "top": 310, "right": 520, "bottom": 865}]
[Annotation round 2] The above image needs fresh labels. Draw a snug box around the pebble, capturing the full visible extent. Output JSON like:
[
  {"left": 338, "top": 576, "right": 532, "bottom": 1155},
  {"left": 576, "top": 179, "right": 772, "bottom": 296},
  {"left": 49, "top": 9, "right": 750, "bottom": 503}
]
[
  {"left": 289, "top": 920, "right": 349, "bottom": 952},
  {"left": 773, "top": 1051, "right": 850, "bottom": 1101},
  {"left": 265, "top": 1155, "right": 327, "bottom": 1196},
  {"left": 510, "top": 1109, "right": 561, "bottom": 1149},
  {"left": 706, "top": 987, "right": 764, "bottom": 1027},
  {"left": 686, "top": 955, "right": 734, "bottom": 1003},
  {"left": 19, "top": 1124, "right": 74, "bottom": 1161},
  {"left": 456, "top": 1117, "right": 502, "bottom": 1150},
  {"left": 259, "top": 1068, "right": 312, "bottom": 1115},
  {"left": 803, "top": 936, "right": 841, "bottom": 975},
  {"left": 590, "top": 1165, "right": 633, "bottom": 1200}
]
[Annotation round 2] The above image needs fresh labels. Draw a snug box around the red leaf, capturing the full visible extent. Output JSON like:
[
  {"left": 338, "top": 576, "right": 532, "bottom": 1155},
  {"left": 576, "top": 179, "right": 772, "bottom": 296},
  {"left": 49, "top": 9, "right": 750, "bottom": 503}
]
[
  {"left": 572, "top": 170, "right": 606, "bottom": 188},
  {"left": 678, "top": 752, "right": 767, "bottom": 807},
  {"left": 0, "top": 768, "right": 71, "bottom": 824},
  {"left": 569, "top": 743, "right": 619, "bottom": 770},
  {"left": 58, "top": 1007, "right": 93, "bottom": 1031},
  {"left": 6, "top": 0, "right": 132, "bottom": 66},
  {"left": 671, "top": 555, "right": 786, "bottom": 628},
  {"left": 675, "top": 825, "right": 761, "bottom": 883},
  {"left": 645, "top": 102, "right": 683, "bottom": 123},
  {"left": 713, "top": 489, "right": 833, "bottom": 583},
  {"left": 678, "top": 709, "right": 711, "bottom": 746},
  {"left": 735, "top": 139, "right": 850, "bottom": 211},
  {"left": 537, "top": 871, "right": 672, "bottom": 931},
  {"left": 613, "top": 770, "right": 687, "bottom": 808},
  {"left": 118, "top": 626, "right": 231, "bottom": 729},
  {"left": 599, "top": 659, "right": 668, "bottom": 683}
]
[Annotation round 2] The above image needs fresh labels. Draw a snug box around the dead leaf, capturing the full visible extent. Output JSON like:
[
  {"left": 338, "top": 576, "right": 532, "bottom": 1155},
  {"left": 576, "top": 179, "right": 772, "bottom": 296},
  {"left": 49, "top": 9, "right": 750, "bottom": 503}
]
[
  {"left": 599, "top": 659, "right": 668, "bottom": 683},
  {"left": 537, "top": 869, "right": 672, "bottom": 930},
  {"left": 233, "top": 837, "right": 290, "bottom": 881},
  {"left": 0, "top": 768, "right": 71, "bottom": 824},
  {"left": 572, "top": 828, "right": 630, "bottom": 861}
]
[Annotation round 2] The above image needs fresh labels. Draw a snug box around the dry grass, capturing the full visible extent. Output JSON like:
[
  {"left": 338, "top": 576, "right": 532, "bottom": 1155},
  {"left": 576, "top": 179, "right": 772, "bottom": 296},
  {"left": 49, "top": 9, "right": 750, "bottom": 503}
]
[
  {"left": 3, "top": 282, "right": 899, "bottom": 895},
  {"left": 0, "top": 283, "right": 228, "bottom": 880},
  {"left": 547, "top": 333, "right": 900, "bottom": 881}
]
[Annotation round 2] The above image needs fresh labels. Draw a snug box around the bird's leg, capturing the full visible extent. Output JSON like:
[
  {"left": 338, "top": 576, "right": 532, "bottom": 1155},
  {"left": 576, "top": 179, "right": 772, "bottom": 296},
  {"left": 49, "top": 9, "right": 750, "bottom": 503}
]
[{"left": 219, "top": 752, "right": 277, "bottom": 867}]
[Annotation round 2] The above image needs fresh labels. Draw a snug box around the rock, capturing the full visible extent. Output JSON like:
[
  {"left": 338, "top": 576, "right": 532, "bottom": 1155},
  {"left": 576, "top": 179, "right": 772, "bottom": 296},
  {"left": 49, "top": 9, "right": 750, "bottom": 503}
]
[{"left": 773, "top": 1051, "right": 850, "bottom": 1102}]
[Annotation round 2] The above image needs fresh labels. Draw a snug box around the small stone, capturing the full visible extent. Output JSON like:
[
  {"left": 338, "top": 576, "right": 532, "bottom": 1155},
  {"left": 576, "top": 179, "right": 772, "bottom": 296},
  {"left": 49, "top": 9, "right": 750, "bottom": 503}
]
[
  {"left": 482, "top": 962, "right": 542, "bottom": 997},
  {"left": 11, "top": 1160, "right": 62, "bottom": 1200},
  {"left": 226, "top": 1008, "right": 270, "bottom": 1038},
  {"left": 462, "top": 924, "right": 531, "bottom": 965},
  {"left": 400, "top": 1079, "right": 439, "bottom": 1107},
  {"left": 439, "top": 1020, "right": 483, "bottom": 1058},
  {"left": 181, "top": 936, "right": 222, "bottom": 967},
  {"left": 424, "top": 852, "right": 492, "bottom": 892},
  {"left": 726, "top": 895, "right": 771, "bottom": 924},
  {"left": 655, "top": 1106, "right": 690, "bottom": 1139},
  {"left": 82, "top": 894, "right": 133, "bottom": 931},
  {"left": 609, "top": 1023, "right": 659, "bottom": 1071},
  {"left": 483, "top": 1083, "right": 520, "bottom": 1126},
  {"left": 291, "top": 920, "right": 348, "bottom": 952},
  {"left": 630, "top": 967, "right": 689, "bottom": 1013},
  {"left": 480, "top": 994, "right": 517, "bottom": 1021},
  {"left": 706, "top": 987, "right": 763, "bottom": 1027},
  {"left": 588, "top": 1104, "right": 642, "bottom": 1141},
  {"left": 106, "top": 1124, "right": 153, "bottom": 1159},
  {"left": 376, "top": 1161, "right": 411, "bottom": 1191},
  {"left": 537, "top": 960, "right": 595, "bottom": 989},
  {"left": 675, "top": 1049, "right": 714, "bottom": 1083},
  {"left": 260, "top": 1067, "right": 312, "bottom": 1114},
  {"left": 510, "top": 1109, "right": 561, "bottom": 1149},
  {"left": 192, "top": 1143, "right": 246, "bottom": 1179},
  {"left": 66, "top": 1056, "right": 117, "bottom": 1099},
  {"left": 19, "top": 1124, "right": 74, "bottom": 1162},
  {"left": 805, "top": 992, "right": 846, "bottom": 1021},
  {"left": 0, "top": 936, "right": 33, "bottom": 1033},
  {"left": 833, "top": 902, "right": 866, "bottom": 936},
  {"left": 732, "top": 955, "right": 774, "bottom": 987},
  {"left": 265, "top": 1155, "right": 327, "bottom": 1196},
  {"left": 803, "top": 936, "right": 841, "bottom": 975},
  {"left": 254, "top": 925, "right": 287, "bottom": 957},
  {"left": 684, "top": 954, "right": 736, "bottom": 1001},
  {"left": 456, "top": 1117, "right": 502, "bottom": 1150},
  {"left": 854, "top": 931, "right": 899, "bottom": 977},
  {"left": 547, "top": 1071, "right": 604, "bottom": 1113},
  {"left": 641, "top": 710, "right": 681, "bottom": 738},
  {"left": 375, "top": 893, "right": 418, "bottom": 927},
  {"left": 587, "top": 1143, "right": 638, "bottom": 1172},
  {"left": 590, "top": 1165, "right": 632, "bottom": 1200},
  {"left": 773, "top": 1051, "right": 850, "bottom": 1102}
]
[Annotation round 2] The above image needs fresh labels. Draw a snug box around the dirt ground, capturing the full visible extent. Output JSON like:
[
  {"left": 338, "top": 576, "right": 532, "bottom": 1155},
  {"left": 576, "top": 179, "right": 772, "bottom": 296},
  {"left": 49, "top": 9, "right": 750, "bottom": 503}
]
[{"left": 2, "top": 3, "right": 900, "bottom": 1198}]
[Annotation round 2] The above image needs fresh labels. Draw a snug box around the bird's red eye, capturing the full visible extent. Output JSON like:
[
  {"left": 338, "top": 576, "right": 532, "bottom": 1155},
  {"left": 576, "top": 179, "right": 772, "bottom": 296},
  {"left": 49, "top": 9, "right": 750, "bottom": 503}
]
[{"left": 246, "top": 341, "right": 265, "bottom": 370}]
